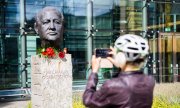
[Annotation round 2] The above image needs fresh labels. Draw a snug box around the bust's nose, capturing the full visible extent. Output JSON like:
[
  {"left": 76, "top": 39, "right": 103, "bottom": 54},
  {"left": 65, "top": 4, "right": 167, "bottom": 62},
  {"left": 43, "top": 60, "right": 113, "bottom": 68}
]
[{"left": 49, "top": 21, "right": 55, "bottom": 30}]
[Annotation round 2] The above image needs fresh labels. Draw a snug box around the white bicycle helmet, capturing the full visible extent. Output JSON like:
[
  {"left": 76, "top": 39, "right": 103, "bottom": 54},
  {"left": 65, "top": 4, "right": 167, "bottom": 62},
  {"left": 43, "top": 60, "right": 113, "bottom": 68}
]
[{"left": 114, "top": 34, "right": 149, "bottom": 61}]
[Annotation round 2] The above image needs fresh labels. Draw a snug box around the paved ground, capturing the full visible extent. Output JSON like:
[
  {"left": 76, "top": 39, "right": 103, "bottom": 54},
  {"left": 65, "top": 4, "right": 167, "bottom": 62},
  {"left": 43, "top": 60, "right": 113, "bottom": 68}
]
[{"left": 0, "top": 100, "right": 30, "bottom": 108}]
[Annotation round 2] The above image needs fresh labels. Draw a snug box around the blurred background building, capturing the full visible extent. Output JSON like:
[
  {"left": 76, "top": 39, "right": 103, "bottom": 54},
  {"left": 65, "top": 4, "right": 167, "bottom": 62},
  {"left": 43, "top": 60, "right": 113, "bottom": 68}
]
[{"left": 0, "top": 0, "right": 180, "bottom": 90}]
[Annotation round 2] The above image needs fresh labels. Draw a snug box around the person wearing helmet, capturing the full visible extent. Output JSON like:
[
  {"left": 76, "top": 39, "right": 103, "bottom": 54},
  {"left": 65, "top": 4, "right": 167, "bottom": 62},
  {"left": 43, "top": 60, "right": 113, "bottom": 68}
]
[{"left": 83, "top": 34, "right": 155, "bottom": 108}]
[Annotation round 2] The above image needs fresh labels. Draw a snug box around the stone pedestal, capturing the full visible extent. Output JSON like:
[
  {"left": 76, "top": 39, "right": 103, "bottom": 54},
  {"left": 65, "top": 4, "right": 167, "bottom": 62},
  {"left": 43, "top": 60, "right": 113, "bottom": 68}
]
[{"left": 31, "top": 54, "right": 72, "bottom": 108}]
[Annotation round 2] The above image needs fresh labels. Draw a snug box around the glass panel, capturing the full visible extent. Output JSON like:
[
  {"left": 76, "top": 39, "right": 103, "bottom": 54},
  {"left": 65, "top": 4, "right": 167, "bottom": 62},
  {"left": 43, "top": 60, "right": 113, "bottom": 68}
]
[
  {"left": 0, "top": 1, "right": 21, "bottom": 89},
  {"left": 63, "top": 0, "right": 74, "bottom": 7},
  {"left": 93, "top": 36, "right": 112, "bottom": 49},
  {"left": 158, "top": 33, "right": 180, "bottom": 82},
  {"left": 161, "top": 35, "right": 173, "bottom": 82},
  {"left": 112, "top": 0, "right": 143, "bottom": 35},
  {"left": 26, "top": 36, "right": 37, "bottom": 87},
  {"left": 7, "top": 0, "right": 20, "bottom": 3},
  {"left": 148, "top": 36, "right": 158, "bottom": 76},
  {"left": 147, "top": 1, "right": 180, "bottom": 82},
  {"left": 74, "top": 7, "right": 86, "bottom": 16},
  {"left": 64, "top": 7, "right": 87, "bottom": 29},
  {"left": 148, "top": 1, "right": 180, "bottom": 32},
  {"left": 64, "top": 31, "right": 87, "bottom": 80},
  {"left": 74, "top": 0, "right": 87, "bottom": 6},
  {"left": 0, "top": 36, "right": 20, "bottom": 89},
  {"left": 153, "top": 0, "right": 180, "bottom": 3},
  {"left": 94, "top": 0, "right": 112, "bottom": 6},
  {"left": 70, "top": 11, "right": 86, "bottom": 29},
  {"left": 45, "top": 0, "right": 64, "bottom": 6},
  {"left": 94, "top": 9, "right": 112, "bottom": 29},
  {"left": 175, "top": 34, "right": 180, "bottom": 81},
  {"left": 1, "top": 3, "right": 20, "bottom": 35}
]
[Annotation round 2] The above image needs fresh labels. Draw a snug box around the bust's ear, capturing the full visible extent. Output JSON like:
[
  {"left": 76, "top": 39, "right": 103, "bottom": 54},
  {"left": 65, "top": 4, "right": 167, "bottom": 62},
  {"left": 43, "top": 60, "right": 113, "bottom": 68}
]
[{"left": 34, "top": 22, "right": 38, "bottom": 33}]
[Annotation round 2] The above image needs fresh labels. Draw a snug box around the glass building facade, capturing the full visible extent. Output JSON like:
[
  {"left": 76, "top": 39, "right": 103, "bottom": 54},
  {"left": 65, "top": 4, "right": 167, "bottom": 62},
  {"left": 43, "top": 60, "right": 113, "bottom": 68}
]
[{"left": 0, "top": 0, "right": 180, "bottom": 89}]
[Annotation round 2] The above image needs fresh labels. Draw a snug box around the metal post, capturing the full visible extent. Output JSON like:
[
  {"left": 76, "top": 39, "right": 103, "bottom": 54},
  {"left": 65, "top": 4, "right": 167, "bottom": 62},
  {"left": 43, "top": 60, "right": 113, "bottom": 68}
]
[
  {"left": 152, "top": 4, "right": 156, "bottom": 75},
  {"left": 142, "top": 0, "right": 147, "bottom": 38},
  {"left": 162, "top": 13, "right": 165, "bottom": 32},
  {"left": 173, "top": 14, "right": 176, "bottom": 32},
  {"left": 153, "top": 34, "right": 156, "bottom": 74},
  {"left": 87, "top": 0, "right": 93, "bottom": 69},
  {"left": 20, "top": 0, "right": 27, "bottom": 87},
  {"left": 142, "top": 0, "right": 148, "bottom": 74}
]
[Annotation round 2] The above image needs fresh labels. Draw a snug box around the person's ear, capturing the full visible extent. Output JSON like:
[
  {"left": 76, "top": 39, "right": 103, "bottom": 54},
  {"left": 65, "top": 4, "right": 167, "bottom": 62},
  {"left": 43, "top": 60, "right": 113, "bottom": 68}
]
[
  {"left": 34, "top": 22, "right": 38, "bottom": 34},
  {"left": 114, "top": 52, "right": 126, "bottom": 70}
]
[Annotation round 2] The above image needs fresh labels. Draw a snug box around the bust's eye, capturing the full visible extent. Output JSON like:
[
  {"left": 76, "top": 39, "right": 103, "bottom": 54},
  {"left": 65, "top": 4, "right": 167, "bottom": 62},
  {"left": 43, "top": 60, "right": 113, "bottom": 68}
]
[
  {"left": 42, "top": 20, "right": 50, "bottom": 24},
  {"left": 54, "top": 20, "right": 61, "bottom": 24}
]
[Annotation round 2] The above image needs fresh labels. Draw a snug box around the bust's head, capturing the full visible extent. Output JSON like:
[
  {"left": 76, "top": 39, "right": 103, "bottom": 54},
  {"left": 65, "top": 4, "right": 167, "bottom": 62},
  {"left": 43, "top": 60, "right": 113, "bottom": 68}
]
[{"left": 34, "top": 7, "right": 64, "bottom": 48}]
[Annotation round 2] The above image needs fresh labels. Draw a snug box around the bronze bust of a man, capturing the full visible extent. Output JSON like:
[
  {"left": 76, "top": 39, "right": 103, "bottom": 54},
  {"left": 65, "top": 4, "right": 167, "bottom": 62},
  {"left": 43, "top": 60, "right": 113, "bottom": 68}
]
[{"left": 34, "top": 7, "right": 64, "bottom": 49}]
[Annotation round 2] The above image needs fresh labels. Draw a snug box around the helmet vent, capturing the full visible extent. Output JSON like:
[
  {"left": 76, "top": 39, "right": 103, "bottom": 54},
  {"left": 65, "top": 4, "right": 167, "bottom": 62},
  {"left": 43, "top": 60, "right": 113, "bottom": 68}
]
[
  {"left": 128, "top": 47, "right": 138, "bottom": 50},
  {"left": 134, "top": 53, "right": 138, "bottom": 57},
  {"left": 141, "top": 43, "right": 145, "bottom": 45},
  {"left": 125, "top": 39, "right": 131, "bottom": 42},
  {"left": 117, "top": 43, "right": 122, "bottom": 45},
  {"left": 127, "top": 52, "right": 130, "bottom": 57},
  {"left": 142, "top": 47, "right": 145, "bottom": 50}
]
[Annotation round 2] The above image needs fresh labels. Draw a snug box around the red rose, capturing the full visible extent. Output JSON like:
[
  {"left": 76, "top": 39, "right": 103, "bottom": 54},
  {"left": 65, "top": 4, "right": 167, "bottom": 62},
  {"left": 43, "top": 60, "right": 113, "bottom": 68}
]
[
  {"left": 45, "top": 47, "right": 55, "bottom": 57},
  {"left": 41, "top": 51, "right": 47, "bottom": 56},
  {"left": 39, "top": 47, "right": 66, "bottom": 58},
  {"left": 58, "top": 51, "right": 65, "bottom": 58}
]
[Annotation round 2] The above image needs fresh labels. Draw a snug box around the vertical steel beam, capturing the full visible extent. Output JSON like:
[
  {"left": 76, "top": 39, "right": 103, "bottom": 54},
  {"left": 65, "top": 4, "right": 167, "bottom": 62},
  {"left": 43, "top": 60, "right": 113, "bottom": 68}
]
[
  {"left": 87, "top": 0, "right": 93, "bottom": 69},
  {"left": 173, "top": 15, "right": 177, "bottom": 82},
  {"left": 20, "top": 0, "right": 27, "bottom": 87},
  {"left": 142, "top": 0, "right": 147, "bottom": 38},
  {"left": 158, "top": 33, "right": 162, "bottom": 83},
  {"left": 152, "top": 4, "right": 156, "bottom": 75},
  {"left": 162, "top": 13, "right": 165, "bottom": 32},
  {"left": 142, "top": 0, "right": 148, "bottom": 74},
  {"left": 173, "top": 14, "right": 176, "bottom": 32}
]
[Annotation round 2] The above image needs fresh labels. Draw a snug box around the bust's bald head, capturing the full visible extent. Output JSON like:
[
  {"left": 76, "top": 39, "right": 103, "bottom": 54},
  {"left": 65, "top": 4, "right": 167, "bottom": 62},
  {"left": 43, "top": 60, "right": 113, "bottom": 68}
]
[{"left": 34, "top": 7, "right": 64, "bottom": 49}]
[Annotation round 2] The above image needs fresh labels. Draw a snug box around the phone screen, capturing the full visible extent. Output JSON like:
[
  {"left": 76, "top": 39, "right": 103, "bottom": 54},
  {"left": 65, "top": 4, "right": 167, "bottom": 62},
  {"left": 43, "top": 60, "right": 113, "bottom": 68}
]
[{"left": 95, "top": 48, "right": 111, "bottom": 58}]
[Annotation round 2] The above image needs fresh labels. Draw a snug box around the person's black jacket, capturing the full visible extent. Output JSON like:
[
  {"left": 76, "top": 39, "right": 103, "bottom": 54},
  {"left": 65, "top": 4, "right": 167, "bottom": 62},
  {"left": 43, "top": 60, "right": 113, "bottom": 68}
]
[{"left": 83, "top": 71, "right": 155, "bottom": 108}]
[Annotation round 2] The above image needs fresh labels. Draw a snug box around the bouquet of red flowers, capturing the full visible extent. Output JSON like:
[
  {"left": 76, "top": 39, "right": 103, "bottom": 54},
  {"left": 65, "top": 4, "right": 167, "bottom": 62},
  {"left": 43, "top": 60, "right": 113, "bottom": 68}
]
[{"left": 37, "top": 47, "right": 65, "bottom": 59}]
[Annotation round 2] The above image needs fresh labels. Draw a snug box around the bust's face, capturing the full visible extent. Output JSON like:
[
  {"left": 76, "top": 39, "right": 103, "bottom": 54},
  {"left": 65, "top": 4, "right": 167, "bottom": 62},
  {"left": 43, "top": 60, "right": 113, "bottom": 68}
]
[{"left": 36, "top": 9, "right": 63, "bottom": 41}]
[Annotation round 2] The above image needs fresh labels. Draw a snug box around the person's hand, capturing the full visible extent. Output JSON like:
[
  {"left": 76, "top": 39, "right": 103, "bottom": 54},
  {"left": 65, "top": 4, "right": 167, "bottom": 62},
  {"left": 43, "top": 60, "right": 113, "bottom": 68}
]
[
  {"left": 91, "top": 55, "right": 101, "bottom": 73},
  {"left": 107, "top": 46, "right": 127, "bottom": 69},
  {"left": 107, "top": 46, "right": 119, "bottom": 67}
]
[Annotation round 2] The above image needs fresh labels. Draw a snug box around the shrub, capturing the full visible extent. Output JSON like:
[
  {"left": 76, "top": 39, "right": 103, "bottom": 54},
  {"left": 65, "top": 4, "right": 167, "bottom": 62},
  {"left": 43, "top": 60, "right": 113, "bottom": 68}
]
[
  {"left": 153, "top": 96, "right": 180, "bottom": 108},
  {"left": 27, "top": 101, "right": 32, "bottom": 108},
  {"left": 73, "top": 91, "right": 85, "bottom": 108},
  {"left": 153, "top": 82, "right": 180, "bottom": 108}
]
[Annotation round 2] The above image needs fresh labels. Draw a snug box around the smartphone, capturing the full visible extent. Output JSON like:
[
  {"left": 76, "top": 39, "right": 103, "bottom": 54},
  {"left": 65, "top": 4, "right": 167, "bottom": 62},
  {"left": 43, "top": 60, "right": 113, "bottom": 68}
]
[{"left": 95, "top": 48, "right": 112, "bottom": 58}]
